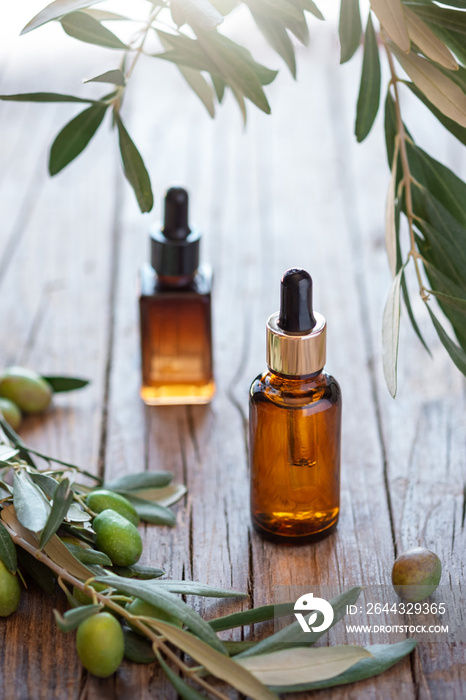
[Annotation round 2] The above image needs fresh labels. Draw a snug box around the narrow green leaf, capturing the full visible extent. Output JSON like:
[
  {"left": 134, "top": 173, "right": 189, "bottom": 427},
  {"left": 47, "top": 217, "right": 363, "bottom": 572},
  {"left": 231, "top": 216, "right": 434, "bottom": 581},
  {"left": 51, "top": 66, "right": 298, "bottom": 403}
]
[
  {"left": 237, "top": 587, "right": 362, "bottom": 659},
  {"left": 113, "top": 564, "right": 165, "bottom": 579},
  {"left": 95, "top": 575, "right": 228, "bottom": 654},
  {"left": 195, "top": 29, "right": 271, "bottom": 114},
  {"left": 115, "top": 114, "right": 154, "bottom": 213},
  {"left": 60, "top": 11, "right": 128, "bottom": 49},
  {"left": 84, "top": 69, "right": 125, "bottom": 86},
  {"left": 0, "top": 522, "right": 17, "bottom": 572},
  {"left": 224, "top": 640, "right": 257, "bottom": 654},
  {"left": 129, "top": 484, "right": 187, "bottom": 507},
  {"left": 49, "top": 103, "right": 107, "bottom": 175},
  {"left": 405, "top": 82, "right": 466, "bottom": 147},
  {"left": 39, "top": 479, "right": 74, "bottom": 549},
  {"left": 105, "top": 471, "right": 173, "bottom": 491},
  {"left": 177, "top": 66, "right": 215, "bottom": 117},
  {"left": 406, "top": 3, "right": 466, "bottom": 35},
  {"left": 401, "top": 269, "right": 431, "bottom": 354},
  {"left": 153, "top": 580, "right": 246, "bottom": 598},
  {"left": 339, "top": 0, "right": 362, "bottom": 63},
  {"left": 29, "top": 473, "right": 59, "bottom": 499},
  {"left": 0, "top": 446, "right": 19, "bottom": 462},
  {"left": 270, "top": 640, "right": 417, "bottom": 692},
  {"left": 252, "top": 13, "right": 296, "bottom": 77},
  {"left": 123, "top": 628, "right": 156, "bottom": 664},
  {"left": 426, "top": 304, "right": 466, "bottom": 375},
  {"left": 238, "top": 645, "right": 371, "bottom": 686},
  {"left": 382, "top": 267, "right": 404, "bottom": 398},
  {"left": 423, "top": 262, "right": 466, "bottom": 349},
  {"left": 407, "top": 143, "right": 466, "bottom": 228},
  {"left": 158, "top": 653, "right": 207, "bottom": 699},
  {"left": 13, "top": 471, "right": 51, "bottom": 533},
  {"left": 83, "top": 9, "right": 131, "bottom": 21},
  {"left": 124, "top": 496, "right": 176, "bottom": 526},
  {"left": 174, "top": 0, "right": 223, "bottom": 28},
  {"left": 22, "top": 0, "right": 106, "bottom": 34},
  {"left": 210, "top": 601, "right": 296, "bottom": 632},
  {"left": 41, "top": 376, "right": 90, "bottom": 392},
  {"left": 147, "top": 619, "right": 279, "bottom": 700},
  {"left": 64, "top": 543, "right": 113, "bottom": 566},
  {"left": 212, "top": 74, "right": 226, "bottom": 102},
  {"left": 355, "top": 13, "right": 381, "bottom": 142},
  {"left": 66, "top": 502, "right": 92, "bottom": 522},
  {"left": 299, "top": 0, "right": 324, "bottom": 20},
  {"left": 54, "top": 603, "right": 102, "bottom": 632},
  {"left": 0, "top": 93, "right": 97, "bottom": 103}
]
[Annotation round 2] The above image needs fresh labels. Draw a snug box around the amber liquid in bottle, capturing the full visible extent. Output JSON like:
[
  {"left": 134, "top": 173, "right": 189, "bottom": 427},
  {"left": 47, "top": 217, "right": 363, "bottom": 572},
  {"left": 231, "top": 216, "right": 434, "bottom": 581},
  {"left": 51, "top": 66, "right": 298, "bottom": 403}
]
[
  {"left": 139, "top": 264, "right": 215, "bottom": 405},
  {"left": 250, "top": 368, "right": 341, "bottom": 543}
]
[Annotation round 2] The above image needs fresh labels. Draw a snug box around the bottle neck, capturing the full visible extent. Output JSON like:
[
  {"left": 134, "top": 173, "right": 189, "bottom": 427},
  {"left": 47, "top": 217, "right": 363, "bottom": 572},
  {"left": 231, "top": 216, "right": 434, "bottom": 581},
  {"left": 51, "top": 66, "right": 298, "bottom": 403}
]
[
  {"left": 266, "top": 367, "right": 325, "bottom": 391},
  {"left": 157, "top": 272, "right": 196, "bottom": 289}
]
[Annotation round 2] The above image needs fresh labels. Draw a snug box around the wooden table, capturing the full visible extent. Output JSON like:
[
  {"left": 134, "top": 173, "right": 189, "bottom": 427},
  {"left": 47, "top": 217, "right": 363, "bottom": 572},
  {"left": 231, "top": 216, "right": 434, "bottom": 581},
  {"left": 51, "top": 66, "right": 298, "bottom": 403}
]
[{"left": 0, "top": 7, "right": 464, "bottom": 699}]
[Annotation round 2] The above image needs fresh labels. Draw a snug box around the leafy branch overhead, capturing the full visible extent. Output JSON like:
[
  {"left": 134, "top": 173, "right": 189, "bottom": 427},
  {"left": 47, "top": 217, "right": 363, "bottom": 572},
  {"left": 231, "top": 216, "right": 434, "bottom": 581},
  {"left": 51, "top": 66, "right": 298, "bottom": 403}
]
[
  {"left": 1, "top": 0, "right": 466, "bottom": 391},
  {"left": 0, "top": 418, "right": 417, "bottom": 694}
]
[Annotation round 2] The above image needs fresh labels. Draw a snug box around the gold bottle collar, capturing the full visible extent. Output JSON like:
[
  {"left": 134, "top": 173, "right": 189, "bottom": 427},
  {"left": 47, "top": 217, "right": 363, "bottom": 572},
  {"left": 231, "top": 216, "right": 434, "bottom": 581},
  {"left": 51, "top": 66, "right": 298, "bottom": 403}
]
[{"left": 266, "top": 311, "right": 326, "bottom": 376}]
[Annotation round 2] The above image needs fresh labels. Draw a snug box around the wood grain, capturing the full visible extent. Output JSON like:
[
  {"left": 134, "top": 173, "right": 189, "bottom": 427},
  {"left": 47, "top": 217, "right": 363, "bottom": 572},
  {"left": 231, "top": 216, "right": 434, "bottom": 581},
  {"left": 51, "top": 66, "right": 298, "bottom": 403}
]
[{"left": 0, "top": 13, "right": 464, "bottom": 700}]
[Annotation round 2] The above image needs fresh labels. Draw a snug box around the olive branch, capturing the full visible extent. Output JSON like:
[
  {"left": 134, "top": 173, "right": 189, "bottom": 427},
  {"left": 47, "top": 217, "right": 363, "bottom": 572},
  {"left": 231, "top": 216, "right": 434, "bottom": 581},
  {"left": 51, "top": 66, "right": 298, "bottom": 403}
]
[
  {"left": 1, "top": 0, "right": 465, "bottom": 391},
  {"left": 0, "top": 416, "right": 417, "bottom": 696}
]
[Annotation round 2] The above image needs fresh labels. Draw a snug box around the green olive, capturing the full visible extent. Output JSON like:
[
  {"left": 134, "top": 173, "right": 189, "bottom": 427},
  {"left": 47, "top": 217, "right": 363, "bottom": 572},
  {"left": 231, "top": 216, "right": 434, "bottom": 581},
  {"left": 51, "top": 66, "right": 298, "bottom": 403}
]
[
  {"left": 0, "top": 367, "right": 52, "bottom": 414},
  {"left": 76, "top": 612, "right": 124, "bottom": 677},
  {"left": 73, "top": 582, "right": 109, "bottom": 606},
  {"left": 392, "top": 547, "right": 442, "bottom": 603},
  {"left": 0, "top": 398, "right": 22, "bottom": 431},
  {"left": 86, "top": 490, "right": 139, "bottom": 527},
  {"left": 126, "top": 597, "right": 182, "bottom": 634},
  {"left": 0, "top": 560, "right": 21, "bottom": 617},
  {"left": 93, "top": 509, "right": 142, "bottom": 566}
]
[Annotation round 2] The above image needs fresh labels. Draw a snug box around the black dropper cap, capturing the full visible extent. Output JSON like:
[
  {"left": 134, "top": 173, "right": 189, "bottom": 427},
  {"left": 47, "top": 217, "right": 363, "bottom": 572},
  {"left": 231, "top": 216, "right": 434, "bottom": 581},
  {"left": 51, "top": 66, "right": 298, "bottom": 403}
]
[
  {"left": 277, "top": 268, "right": 316, "bottom": 334},
  {"left": 150, "top": 187, "right": 200, "bottom": 276}
]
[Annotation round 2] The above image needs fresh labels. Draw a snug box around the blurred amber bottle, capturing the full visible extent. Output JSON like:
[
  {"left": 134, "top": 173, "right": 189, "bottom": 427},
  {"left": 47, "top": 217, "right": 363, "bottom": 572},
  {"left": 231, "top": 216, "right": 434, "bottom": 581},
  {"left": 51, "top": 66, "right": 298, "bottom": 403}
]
[
  {"left": 249, "top": 269, "right": 341, "bottom": 543},
  {"left": 139, "top": 187, "right": 215, "bottom": 405}
]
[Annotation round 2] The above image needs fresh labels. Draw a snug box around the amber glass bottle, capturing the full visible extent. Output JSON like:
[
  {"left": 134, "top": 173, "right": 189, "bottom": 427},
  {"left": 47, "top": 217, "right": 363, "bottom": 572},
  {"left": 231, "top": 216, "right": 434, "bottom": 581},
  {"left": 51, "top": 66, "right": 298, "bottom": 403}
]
[
  {"left": 249, "top": 269, "right": 341, "bottom": 543},
  {"left": 139, "top": 187, "right": 214, "bottom": 405}
]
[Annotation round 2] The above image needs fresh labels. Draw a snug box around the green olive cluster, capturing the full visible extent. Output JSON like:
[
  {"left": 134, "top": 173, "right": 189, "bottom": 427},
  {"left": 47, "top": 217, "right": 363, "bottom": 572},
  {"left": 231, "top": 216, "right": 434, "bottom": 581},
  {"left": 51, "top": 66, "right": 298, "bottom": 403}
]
[{"left": 0, "top": 366, "right": 53, "bottom": 430}]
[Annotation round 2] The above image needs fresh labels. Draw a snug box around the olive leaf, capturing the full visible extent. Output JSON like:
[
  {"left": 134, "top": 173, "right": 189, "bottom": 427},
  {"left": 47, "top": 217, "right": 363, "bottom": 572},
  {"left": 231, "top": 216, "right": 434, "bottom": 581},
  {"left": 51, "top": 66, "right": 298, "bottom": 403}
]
[
  {"left": 13, "top": 471, "right": 51, "bottom": 533},
  {"left": 0, "top": 522, "right": 17, "bottom": 572},
  {"left": 250, "top": 12, "right": 297, "bottom": 77},
  {"left": 123, "top": 496, "right": 176, "bottom": 526},
  {"left": 0, "top": 445, "right": 19, "bottom": 462},
  {"left": 66, "top": 502, "right": 92, "bottom": 522},
  {"left": 209, "top": 601, "right": 297, "bottom": 631},
  {"left": 270, "top": 640, "right": 418, "bottom": 692},
  {"left": 157, "top": 652, "right": 207, "bottom": 699},
  {"left": 113, "top": 564, "right": 165, "bottom": 580},
  {"left": 144, "top": 619, "right": 279, "bottom": 700},
  {"left": 22, "top": 0, "right": 107, "bottom": 34},
  {"left": 355, "top": 12, "right": 381, "bottom": 142},
  {"left": 426, "top": 304, "right": 466, "bottom": 374},
  {"left": 16, "top": 548, "right": 56, "bottom": 595},
  {"left": 29, "top": 472, "right": 59, "bottom": 499},
  {"left": 339, "top": 0, "right": 362, "bottom": 63},
  {"left": 60, "top": 11, "right": 128, "bottom": 49},
  {"left": 54, "top": 603, "right": 103, "bottom": 632},
  {"left": 125, "top": 484, "right": 187, "bottom": 507},
  {"left": 174, "top": 66, "right": 215, "bottom": 117},
  {"left": 115, "top": 114, "right": 154, "bottom": 213},
  {"left": 385, "top": 136, "right": 400, "bottom": 277},
  {"left": 382, "top": 267, "right": 404, "bottom": 398},
  {"left": 236, "top": 587, "right": 362, "bottom": 658},
  {"left": 63, "top": 543, "right": 112, "bottom": 566},
  {"left": 105, "top": 471, "right": 173, "bottom": 491},
  {"left": 41, "top": 376, "right": 90, "bottom": 392},
  {"left": 151, "top": 580, "right": 247, "bottom": 598},
  {"left": 391, "top": 46, "right": 466, "bottom": 127},
  {"left": 369, "top": 0, "right": 410, "bottom": 51},
  {"left": 0, "top": 93, "right": 99, "bottom": 103},
  {"left": 405, "top": 82, "right": 466, "bottom": 146},
  {"left": 123, "top": 628, "right": 156, "bottom": 664},
  {"left": 403, "top": 6, "right": 458, "bottom": 69},
  {"left": 49, "top": 103, "right": 108, "bottom": 175},
  {"left": 39, "top": 478, "right": 74, "bottom": 549},
  {"left": 174, "top": 0, "right": 224, "bottom": 28},
  {"left": 237, "top": 645, "right": 372, "bottom": 685},
  {"left": 95, "top": 575, "right": 228, "bottom": 654}
]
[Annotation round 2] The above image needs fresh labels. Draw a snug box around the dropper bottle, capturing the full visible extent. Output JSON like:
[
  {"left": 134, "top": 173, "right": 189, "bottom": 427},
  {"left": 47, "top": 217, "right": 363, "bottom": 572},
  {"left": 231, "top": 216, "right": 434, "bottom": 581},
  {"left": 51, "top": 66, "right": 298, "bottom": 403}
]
[
  {"left": 249, "top": 268, "right": 342, "bottom": 542},
  {"left": 139, "top": 187, "right": 215, "bottom": 405}
]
